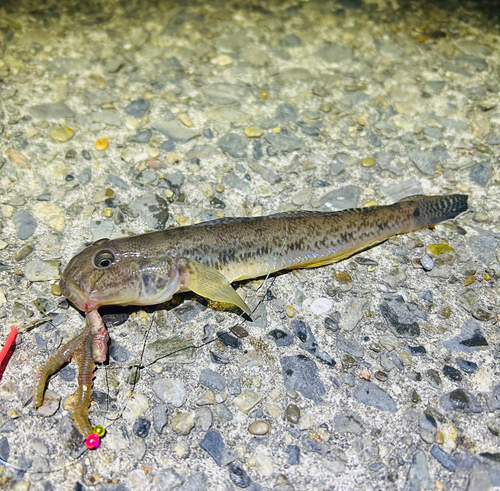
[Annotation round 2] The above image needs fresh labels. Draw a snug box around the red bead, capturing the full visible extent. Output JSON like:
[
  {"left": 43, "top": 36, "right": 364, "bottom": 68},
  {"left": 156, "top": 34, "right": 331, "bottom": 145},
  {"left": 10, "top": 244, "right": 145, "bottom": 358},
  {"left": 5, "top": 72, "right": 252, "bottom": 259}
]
[{"left": 85, "top": 433, "right": 100, "bottom": 450}]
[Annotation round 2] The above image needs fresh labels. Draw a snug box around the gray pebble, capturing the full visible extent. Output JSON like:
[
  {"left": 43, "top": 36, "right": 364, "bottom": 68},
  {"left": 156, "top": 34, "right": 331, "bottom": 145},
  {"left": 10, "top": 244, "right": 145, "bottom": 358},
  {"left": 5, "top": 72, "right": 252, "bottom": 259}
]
[
  {"left": 12, "top": 210, "right": 36, "bottom": 240},
  {"left": 163, "top": 171, "right": 185, "bottom": 189},
  {"left": 144, "top": 336, "right": 195, "bottom": 365},
  {"left": 203, "top": 128, "right": 214, "bottom": 139},
  {"left": 469, "top": 160, "right": 491, "bottom": 186},
  {"left": 195, "top": 407, "right": 213, "bottom": 432},
  {"left": 0, "top": 437, "right": 10, "bottom": 462},
  {"left": 440, "top": 388, "right": 483, "bottom": 413},
  {"left": 279, "top": 34, "right": 302, "bottom": 47},
  {"left": 160, "top": 139, "right": 175, "bottom": 151},
  {"left": 281, "top": 355, "right": 326, "bottom": 404},
  {"left": 420, "top": 255, "right": 434, "bottom": 271},
  {"left": 58, "top": 365, "right": 76, "bottom": 382},
  {"left": 202, "top": 83, "right": 250, "bottom": 105},
  {"left": 411, "top": 150, "right": 437, "bottom": 175},
  {"left": 353, "top": 381, "right": 397, "bottom": 412},
  {"left": 229, "top": 464, "right": 252, "bottom": 488},
  {"left": 290, "top": 320, "right": 335, "bottom": 367},
  {"left": 109, "top": 342, "right": 130, "bottom": 362},
  {"left": 108, "top": 173, "right": 130, "bottom": 190},
  {"left": 199, "top": 369, "right": 225, "bottom": 392},
  {"left": 172, "top": 300, "right": 206, "bottom": 322},
  {"left": 227, "top": 377, "right": 241, "bottom": 396},
  {"left": 333, "top": 412, "right": 364, "bottom": 434},
  {"left": 185, "top": 144, "right": 218, "bottom": 160},
  {"left": 315, "top": 43, "right": 353, "bottom": 63},
  {"left": 336, "top": 334, "right": 364, "bottom": 358},
  {"left": 423, "top": 127, "right": 443, "bottom": 139},
  {"left": 442, "top": 318, "right": 488, "bottom": 353},
  {"left": 224, "top": 172, "right": 251, "bottom": 193},
  {"left": 268, "top": 329, "right": 294, "bottom": 347},
  {"left": 152, "top": 120, "right": 200, "bottom": 142},
  {"left": 153, "top": 404, "right": 168, "bottom": 435},
  {"left": 125, "top": 99, "right": 150, "bottom": 118},
  {"left": 214, "top": 404, "right": 233, "bottom": 424},
  {"left": 217, "top": 133, "right": 247, "bottom": 158},
  {"left": 275, "top": 104, "right": 297, "bottom": 123},
  {"left": 431, "top": 445, "right": 457, "bottom": 472},
  {"left": 319, "top": 185, "right": 361, "bottom": 210},
  {"left": 456, "top": 358, "right": 478, "bottom": 373},
  {"left": 380, "top": 179, "right": 422, "bottom": 201},
  {"left": 248, "top": 161, "right": 281, "bottom": 184},
  {"left": 129, "top": 129, "right": 152, "bottom": 143},
  {"left": 128, "top": 192, "right": 169, "bottom": 230},
  {"left": 487, "top": 385, "right": 500, "bottom": 412},
  {"left": 90, "top": 220, "right": 114, "bottom": 241},
  {"left": 199, "top": 429, "right": 236, "bottom": 467},
  {"left": 379, "top": 295, "right": 420, "bottom": 337},
  {"left": 154, "top": 469, "right": 184, "bottom": 490},
  {"left": 92, "top": 109, "right": 123, "bottom": 126},
  {"left": 152, "top": 378, "right": 186, "bottom": 407},
  {"left": 286, "top": 445, "right": 300, "bottom": 465},
  {"left": 264, "top": 133, "right": 301, "bottom": 152},
  {"left": 29, "top": 101, "right": 74, "bottom": 120},
  {"left": 30, "top": 455, "right": 50, "bottom": 482},
  {"left": 405, "top": 451, "right": 430, "bottom": 491},
  {"left": 78, "top": 168, "right": 91, "bottom": 184},
  {"left": 436, "top": 116, "right": 468, "bottom": 131},
  {"left": 366, "top": 131, "right": 382, "bottom": 147}
]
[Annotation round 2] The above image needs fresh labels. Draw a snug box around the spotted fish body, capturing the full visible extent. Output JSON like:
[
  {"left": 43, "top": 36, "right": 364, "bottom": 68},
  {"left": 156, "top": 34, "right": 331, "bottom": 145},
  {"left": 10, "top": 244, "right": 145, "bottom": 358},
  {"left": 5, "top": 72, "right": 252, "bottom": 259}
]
[{"left": 60, "top": 194, "right": 468, "bottom": 314}]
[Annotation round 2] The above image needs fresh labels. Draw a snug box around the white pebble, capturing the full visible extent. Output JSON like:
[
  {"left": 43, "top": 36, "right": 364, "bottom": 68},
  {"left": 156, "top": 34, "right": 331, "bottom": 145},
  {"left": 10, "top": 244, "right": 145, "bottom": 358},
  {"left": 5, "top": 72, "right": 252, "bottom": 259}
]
[{"left": 310, "top": 297, "right": 333, "bottom": 315}]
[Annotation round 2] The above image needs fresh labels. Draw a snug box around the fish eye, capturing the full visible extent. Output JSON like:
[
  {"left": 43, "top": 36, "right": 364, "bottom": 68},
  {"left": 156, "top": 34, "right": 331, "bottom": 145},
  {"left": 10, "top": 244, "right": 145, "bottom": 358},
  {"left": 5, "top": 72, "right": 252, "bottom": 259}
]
[{"left": 94, "top": 250, "right": 115, "bottom": 269}]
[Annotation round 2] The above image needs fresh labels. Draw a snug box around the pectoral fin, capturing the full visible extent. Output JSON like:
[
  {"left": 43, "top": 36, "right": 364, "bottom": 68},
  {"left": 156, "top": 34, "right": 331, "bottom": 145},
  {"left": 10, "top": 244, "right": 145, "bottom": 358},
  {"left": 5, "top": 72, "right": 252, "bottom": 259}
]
[{"left": 177, "top": 258, "right": 252, "bottom": 316}]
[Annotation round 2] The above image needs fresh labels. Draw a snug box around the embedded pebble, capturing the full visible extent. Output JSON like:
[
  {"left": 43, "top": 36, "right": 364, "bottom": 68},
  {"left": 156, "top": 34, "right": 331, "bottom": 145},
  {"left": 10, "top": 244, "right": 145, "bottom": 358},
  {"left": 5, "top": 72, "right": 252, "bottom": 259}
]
[
  {"left": 199, "top": 369, "right": 225, "bottom": 392},
  {"left": 249, "top": 421, "right": 269, "bottom": 435},
  {"left": 33, "top": 202, "right": 65, "bottom": 231},
  {"left": 37, "top": 390, "right": 61, "bottom": 417},
  {"left": 218, "top": 133, "right": 247, "bottom": 158},
  {"left": 264, "top": 133, "right": 302, "bottom": 153},
  {"left": 234, "top": 390, "right": 262, "bottom": 414},
  {"left": 152, "top": 379, "right": 186, "bottom": 407},
  {"left": 171, "top": 412, "right": 195, "bottom": 436},
  {"left": 199, "top": 429, "right": 235, "bottom": 466},
  {"left": 353, "top": 381, "right": 397, "bottom": 412},
  {"left": 125, "top": 99, "right": 150, "bottom": 118},
  {"left": 379, "top": 295, "right": 420, "bottom": 337},
  {"left": 310, "top": 297, "right": 332, "bottom": 315},
  {"left": 49, "top": 126, "right": 75, "bottom": 142},
  {"left": 12, "top": 210, "right": 36, "bottom": 239},
  {"left": 229, "top": 464, "right": 252, "bottom": 488},
  {"left": 285, "top": 404, "right": 300, "bottom": 424},
  {"left": 281, "top": 355, "right": 325, "bottom": 403},
  {"left": 24, "top": 259, "right": 61, "bottom": 281}
]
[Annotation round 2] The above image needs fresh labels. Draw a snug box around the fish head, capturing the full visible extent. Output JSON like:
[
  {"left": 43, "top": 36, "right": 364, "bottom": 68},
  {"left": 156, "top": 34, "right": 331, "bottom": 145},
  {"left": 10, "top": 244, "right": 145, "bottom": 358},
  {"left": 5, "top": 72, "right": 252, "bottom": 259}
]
[{"left": 59, "top": 240, "right": 180, "bottom": 311}]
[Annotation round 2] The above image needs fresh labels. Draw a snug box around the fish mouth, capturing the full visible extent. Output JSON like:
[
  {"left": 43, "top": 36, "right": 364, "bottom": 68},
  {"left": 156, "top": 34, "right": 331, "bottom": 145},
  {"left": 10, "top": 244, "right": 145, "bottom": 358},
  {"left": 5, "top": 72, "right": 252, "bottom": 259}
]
[{"left": 59, "top": 276, "right": 97, "bottom": 312}]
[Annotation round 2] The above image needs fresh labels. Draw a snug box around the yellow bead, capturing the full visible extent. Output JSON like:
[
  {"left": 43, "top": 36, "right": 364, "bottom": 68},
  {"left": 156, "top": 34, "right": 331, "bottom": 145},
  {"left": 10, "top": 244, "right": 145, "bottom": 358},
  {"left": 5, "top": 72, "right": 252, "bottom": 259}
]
[
  {"left": 95, "top": 138, "right": 109, "bottom": 150},
  {"left": 260, "top": 91, "right": 268, "bottom": 99},
  {"left": 94, "top": 425, "right": 106, "bottom": 437}
]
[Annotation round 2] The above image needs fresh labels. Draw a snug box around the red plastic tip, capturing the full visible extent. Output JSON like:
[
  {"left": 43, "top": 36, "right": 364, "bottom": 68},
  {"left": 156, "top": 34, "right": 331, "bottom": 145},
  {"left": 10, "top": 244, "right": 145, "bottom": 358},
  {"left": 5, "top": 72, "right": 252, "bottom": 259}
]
[
  {"left": 85, "top": 433, "right": 100, "bottom": 450},
  {"left": 0, "top": 326, "right": 18, "bottom": 366}
]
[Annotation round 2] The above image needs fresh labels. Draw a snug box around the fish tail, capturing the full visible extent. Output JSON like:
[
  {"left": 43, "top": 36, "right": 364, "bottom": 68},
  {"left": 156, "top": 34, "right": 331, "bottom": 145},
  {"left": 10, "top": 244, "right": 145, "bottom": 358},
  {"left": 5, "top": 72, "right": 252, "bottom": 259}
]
[{"left": 407, "top": 194, "right": 468, "bottom": 230}]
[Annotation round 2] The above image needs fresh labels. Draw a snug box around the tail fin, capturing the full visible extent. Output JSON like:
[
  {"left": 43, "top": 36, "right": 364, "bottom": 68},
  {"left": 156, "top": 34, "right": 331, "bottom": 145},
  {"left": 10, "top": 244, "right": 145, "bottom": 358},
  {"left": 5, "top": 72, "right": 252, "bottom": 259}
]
[{"left": 409, "top": 194, "right": 468, "bottom": 229}]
